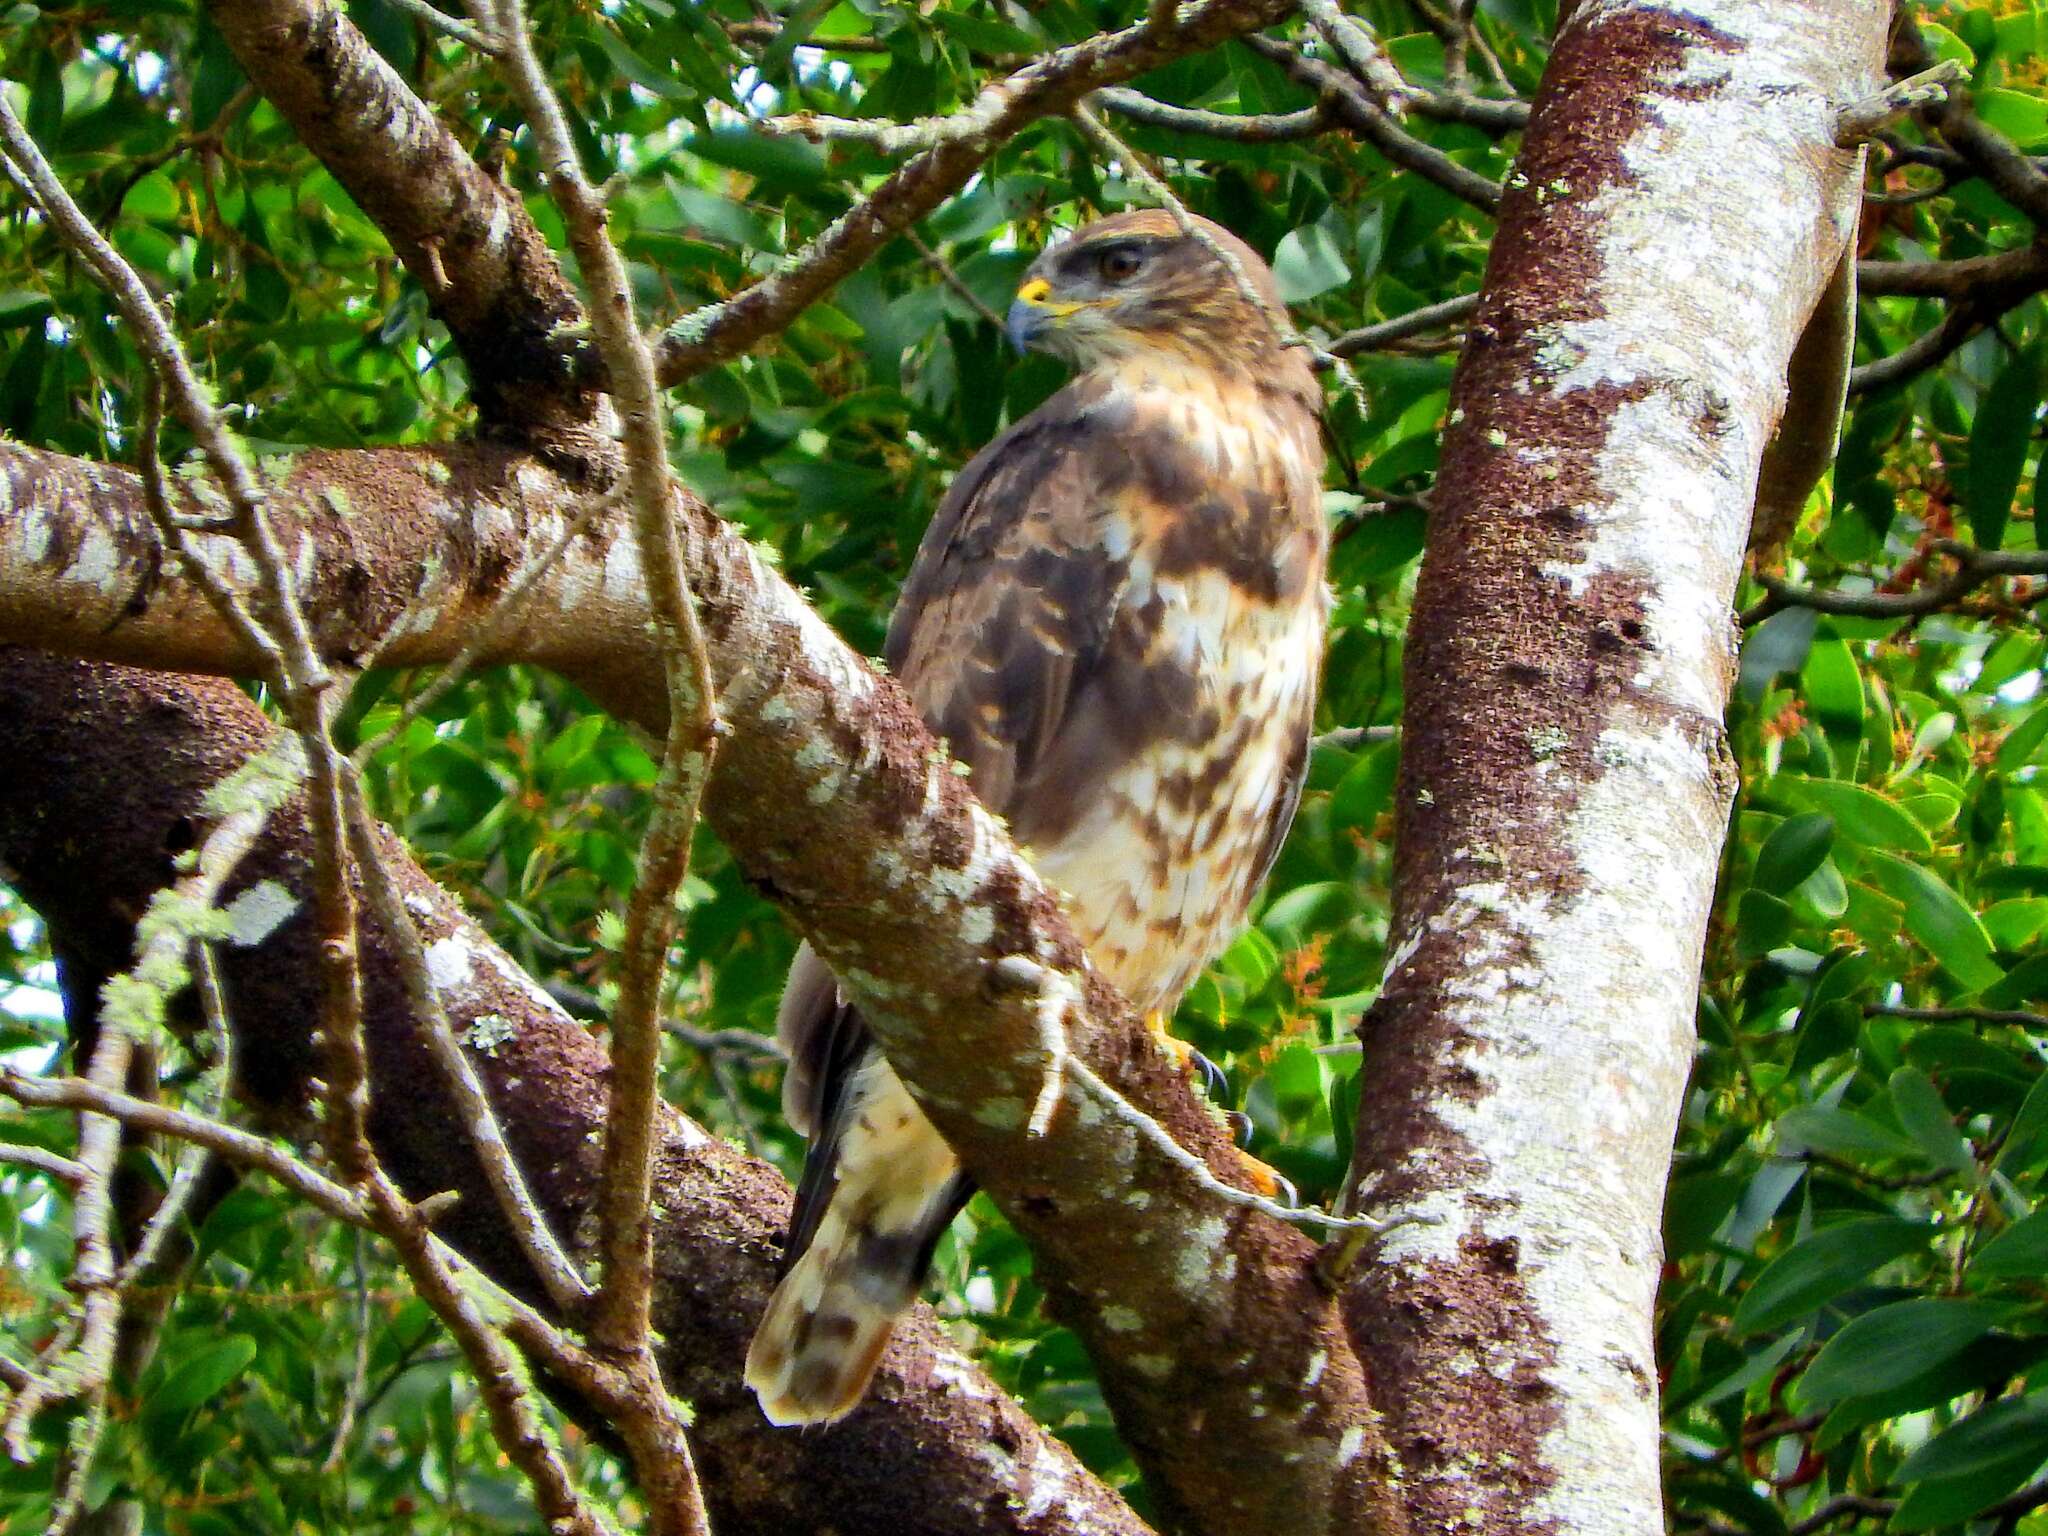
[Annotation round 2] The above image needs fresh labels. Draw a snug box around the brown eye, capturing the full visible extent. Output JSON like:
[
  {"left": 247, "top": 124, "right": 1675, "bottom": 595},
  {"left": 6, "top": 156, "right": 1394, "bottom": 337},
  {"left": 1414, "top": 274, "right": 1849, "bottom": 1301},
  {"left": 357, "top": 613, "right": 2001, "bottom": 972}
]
[{"left": 1097, "top": 246, "right": 1143, "bottom": 283}]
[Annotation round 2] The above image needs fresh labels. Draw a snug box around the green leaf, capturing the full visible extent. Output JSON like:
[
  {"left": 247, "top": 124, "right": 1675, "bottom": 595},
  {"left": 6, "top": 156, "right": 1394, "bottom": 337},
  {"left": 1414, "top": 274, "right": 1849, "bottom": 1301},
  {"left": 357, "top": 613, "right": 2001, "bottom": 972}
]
[
  {"left": 1999, "top": 1071, "right": 2048, "bottom": 1174},
  {"left": 1801, "top": 636, "right": 1864, "bottom": 731},
  {"left": 1890, "top": 1394, "right": 2048, "bottom": 1527},
  {"left": 929, "top": 10, "right": 1041, "bottom": 52},
  {"left": 1867, "top": 853, "right": 2004, "bottom": 990},
  {"left": 1976, "top": 88, "right": 2048, "bottom": 152},
  {"left": 1788, "top": 858, "right": 1849, "bottom": 925},
  {"left": 1754, "top": 813, "right": 1834, "bottom": 895},
  {"left": 1797, "top": 1299, "right": 2006, "bottom": 1406},
  {"left": 144, "top": 1336, "right": 259, "bottom": 1420},
  {"left": 683, "top": 126, "right": 828, "bottom": 184},
  {"left": 1889, "top": 1067, "right": 1973, "bottom": 1173},
  {"left": 1327, "top": 739, "right": 1400, "bottom": 836},
  {"left": 1999, "top": 700, "right": 2048, "bottom": 772},
  {"left": 1981, "top": 950, "right": 2048, "bottom": 1006},
  {"left": 1779, "top": 779, "right": 1932, "bottom": 853},
  {"left": 1736, "top": 890, "right": 1795, "bottom": 959},
  {"left": 1776, "top": 1104, "right": 1924, "bottom": 1165},
  {"left": 1968, "top": 344, "right": 2043, "bottom": 548},
  {"left": 1273, "top": 219, "right": 1350, "bottom": 303},
  {"left": 1731, "top": 1217, "right": 1929, "bottom": 1337},
  {"left": 1973, "top": 1208, "right": 2048, "bottom": 1279}
]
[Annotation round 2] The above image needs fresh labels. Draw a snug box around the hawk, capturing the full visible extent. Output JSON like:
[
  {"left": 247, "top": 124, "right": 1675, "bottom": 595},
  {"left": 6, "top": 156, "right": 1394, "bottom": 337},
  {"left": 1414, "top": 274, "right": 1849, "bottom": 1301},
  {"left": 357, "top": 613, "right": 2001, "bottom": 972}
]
[{"left": 746, "top": 210, "right": 1330, "bottom": 1425}]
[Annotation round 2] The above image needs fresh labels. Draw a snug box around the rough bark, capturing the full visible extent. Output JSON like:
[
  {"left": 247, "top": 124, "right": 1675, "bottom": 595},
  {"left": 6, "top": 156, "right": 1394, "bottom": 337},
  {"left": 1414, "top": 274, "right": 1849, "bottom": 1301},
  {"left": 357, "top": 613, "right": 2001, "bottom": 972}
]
[
  {"left": 0, "top": 647, "right": 1150, "bottom": 1536},
  {"left": 203, "top": 0, "right": 598, "bottom": 438},
  {"left": 1342, "top": 4, "right": 1886, "bottom": 1533},
  {"left": 0, "top": 434, "right": 1400, "bottom": 1535}
]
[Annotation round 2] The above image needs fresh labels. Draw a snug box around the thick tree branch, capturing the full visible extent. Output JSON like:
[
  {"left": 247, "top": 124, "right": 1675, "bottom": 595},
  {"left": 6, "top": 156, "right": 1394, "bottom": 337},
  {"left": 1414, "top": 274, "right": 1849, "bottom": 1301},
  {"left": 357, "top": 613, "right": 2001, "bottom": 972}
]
[
  {"left": 202, "top": 0, "right": 598, "bottom": 438},
  {"left": 0, "top": 649, "right": 1151, "bottom": 1536},
  {"left": 0, "top": 433, "right": 1398, "bottom": 1536}
]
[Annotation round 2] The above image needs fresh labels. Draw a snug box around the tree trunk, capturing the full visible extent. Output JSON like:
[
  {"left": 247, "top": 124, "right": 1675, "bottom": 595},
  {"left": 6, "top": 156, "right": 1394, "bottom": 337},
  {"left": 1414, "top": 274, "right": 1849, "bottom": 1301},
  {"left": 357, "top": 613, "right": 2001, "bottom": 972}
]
[{"left": 1343, "top": 4, "right": 1885, "bottom": 1531}]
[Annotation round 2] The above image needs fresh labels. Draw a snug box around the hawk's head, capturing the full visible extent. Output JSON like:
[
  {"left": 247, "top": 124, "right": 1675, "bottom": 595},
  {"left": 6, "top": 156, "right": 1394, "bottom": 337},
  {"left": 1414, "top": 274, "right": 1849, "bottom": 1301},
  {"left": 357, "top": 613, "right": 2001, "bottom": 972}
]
[{"left": 1006, "top": 210, "right": 1288, "bottom": 369}]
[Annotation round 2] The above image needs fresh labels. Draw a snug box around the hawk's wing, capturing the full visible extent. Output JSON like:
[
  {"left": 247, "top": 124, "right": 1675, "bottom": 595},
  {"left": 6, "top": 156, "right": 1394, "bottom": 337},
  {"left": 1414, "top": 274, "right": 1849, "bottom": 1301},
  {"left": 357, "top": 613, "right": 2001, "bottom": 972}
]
[
  {"left": 883, "top": 388, "right": 1175, "bottom": 842},
  {"left": 778, "top": 381, "right": 1163, "bottom": 1136}
]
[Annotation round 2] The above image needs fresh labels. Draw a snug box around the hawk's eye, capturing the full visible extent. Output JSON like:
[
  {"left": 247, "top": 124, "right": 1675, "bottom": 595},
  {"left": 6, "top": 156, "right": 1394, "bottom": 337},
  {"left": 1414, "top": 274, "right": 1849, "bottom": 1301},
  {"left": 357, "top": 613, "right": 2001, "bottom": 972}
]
[{"left": 1097, "top": 246, "right": 1144, "bottom": 283}]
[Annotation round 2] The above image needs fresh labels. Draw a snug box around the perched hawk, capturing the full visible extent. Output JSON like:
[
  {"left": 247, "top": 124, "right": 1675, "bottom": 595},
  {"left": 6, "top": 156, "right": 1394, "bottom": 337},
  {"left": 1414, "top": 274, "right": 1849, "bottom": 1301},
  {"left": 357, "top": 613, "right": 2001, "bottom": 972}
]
[{"left": 746, "top": 210, "right": 1329, "bottom": 1425}]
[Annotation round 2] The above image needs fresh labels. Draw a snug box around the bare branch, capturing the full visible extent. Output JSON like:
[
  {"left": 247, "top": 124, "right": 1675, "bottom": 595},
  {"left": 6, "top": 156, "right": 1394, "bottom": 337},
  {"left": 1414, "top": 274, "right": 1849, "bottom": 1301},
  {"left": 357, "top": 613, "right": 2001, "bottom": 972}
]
[
  {"left": 341, "top": 779, "right": 594, "bottom": 1315},
  {"left": 0, "top": 1144, "right": 87, "bottom": 1185},
  {"left": 1329, "top": 293, "right": 1480, "bottom": 357},
  {"left": 1096, "top": 85, "right": 1329, "bottom": 141},
  {"left": 1241, "top": 35, "right": 1503, "bottom": 213},
  {"left": 1837, "top": 60, "right": 1964, "bottom": 146},
  {"left": 1744, "top": 541, "right": 2048, "bottom": 625},
  {"left": 1298, "top": 0, "right": 1417, "bottom": 115},
  {"left": 652, "top": 0, "right": 1298, "bottom": 385},
  {"left": 1847, "top": 300, "right": 1989, "bottom": 395}
]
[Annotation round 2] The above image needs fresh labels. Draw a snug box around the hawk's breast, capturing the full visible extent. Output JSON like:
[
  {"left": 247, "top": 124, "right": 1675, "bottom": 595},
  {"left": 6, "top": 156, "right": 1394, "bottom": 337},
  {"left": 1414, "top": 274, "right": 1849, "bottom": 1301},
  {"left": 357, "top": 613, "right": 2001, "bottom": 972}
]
[{"left": 1033, "top": 370, "right": 1327, "bottom": 1016}]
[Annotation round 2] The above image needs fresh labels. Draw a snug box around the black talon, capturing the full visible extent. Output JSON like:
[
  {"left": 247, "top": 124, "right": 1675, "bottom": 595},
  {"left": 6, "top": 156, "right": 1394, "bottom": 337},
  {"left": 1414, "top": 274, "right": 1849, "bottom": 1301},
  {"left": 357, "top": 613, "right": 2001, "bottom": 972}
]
[
  {"left": 1189, "top": 1049, "right": 1230, "bottom": 1102},
  {"left": 1224, "top": 1110, "right": 1254, "bottom": 1147}
]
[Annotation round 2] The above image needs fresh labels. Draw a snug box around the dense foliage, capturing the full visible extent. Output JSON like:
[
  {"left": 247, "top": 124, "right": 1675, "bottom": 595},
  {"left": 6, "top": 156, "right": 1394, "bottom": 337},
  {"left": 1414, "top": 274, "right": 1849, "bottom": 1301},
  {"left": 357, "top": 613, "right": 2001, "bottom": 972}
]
[{"left": 8, "top": 0, "right": 2048, "bottom": 1531}]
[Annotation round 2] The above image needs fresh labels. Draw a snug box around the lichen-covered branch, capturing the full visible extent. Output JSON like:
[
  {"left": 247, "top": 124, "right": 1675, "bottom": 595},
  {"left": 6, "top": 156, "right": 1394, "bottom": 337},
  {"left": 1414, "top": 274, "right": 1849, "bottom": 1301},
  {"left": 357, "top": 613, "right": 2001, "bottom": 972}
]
[
  {"left": 1344, "top": 5, "right": 1885, "bottom": 1534},
  {"left": 0, "top": 649, "right": 1153, "bottom": 1536},
  {"left": 202, "top": 0, "right": 597, "bottom": 437},
  {"left": 0, "top": 424, "right": 1398, "bottom": 1531}
]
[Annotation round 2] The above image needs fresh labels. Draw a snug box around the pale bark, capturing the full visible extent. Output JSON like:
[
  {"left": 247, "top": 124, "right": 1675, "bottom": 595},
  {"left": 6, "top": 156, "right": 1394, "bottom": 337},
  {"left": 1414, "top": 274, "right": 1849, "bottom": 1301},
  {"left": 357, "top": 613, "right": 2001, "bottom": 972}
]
[
  {"left": 0, "top": 434, "right": 1401, "bottom": 1535},
  {"left": 0, "top": 649, "right": 1146, "bottom": 1536},
  {"left": 1345, "top": 3, "right": 1887, "bottom": 1533}
]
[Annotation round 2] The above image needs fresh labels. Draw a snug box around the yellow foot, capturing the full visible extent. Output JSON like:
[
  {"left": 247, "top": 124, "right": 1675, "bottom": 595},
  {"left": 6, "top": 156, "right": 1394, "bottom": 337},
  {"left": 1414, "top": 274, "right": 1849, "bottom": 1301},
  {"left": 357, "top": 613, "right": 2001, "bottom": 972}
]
[
  {"left": 1144, "top": 1013, "right": 1228, "bottom": 1099},
  {"left": 1233, "top": 1149, "right": 1296, "bottom": 1205}
]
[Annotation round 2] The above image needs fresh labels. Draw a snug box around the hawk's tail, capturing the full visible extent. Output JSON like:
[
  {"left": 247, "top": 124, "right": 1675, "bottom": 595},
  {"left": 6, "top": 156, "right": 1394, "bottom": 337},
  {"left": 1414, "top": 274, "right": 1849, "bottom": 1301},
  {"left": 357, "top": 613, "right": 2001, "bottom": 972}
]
[{"left": 745, "top": 1176, "right": 963, "bottom": 1425}]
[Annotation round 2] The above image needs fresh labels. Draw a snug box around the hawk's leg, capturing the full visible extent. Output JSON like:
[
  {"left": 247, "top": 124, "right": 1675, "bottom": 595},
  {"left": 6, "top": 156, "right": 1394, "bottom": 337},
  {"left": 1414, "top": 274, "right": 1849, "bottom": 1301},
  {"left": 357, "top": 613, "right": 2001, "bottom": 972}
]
[{"left": 1142, "top": 1012, "right": 1295, "bottom": 1203}]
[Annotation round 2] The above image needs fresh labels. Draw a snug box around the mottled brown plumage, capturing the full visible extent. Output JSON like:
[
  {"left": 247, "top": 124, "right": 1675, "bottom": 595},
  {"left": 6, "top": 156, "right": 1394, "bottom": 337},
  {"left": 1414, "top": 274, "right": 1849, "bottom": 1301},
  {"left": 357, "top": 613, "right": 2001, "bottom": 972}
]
[{"left": 746, "top": 212, "right": 1329, "bottom": 1425}]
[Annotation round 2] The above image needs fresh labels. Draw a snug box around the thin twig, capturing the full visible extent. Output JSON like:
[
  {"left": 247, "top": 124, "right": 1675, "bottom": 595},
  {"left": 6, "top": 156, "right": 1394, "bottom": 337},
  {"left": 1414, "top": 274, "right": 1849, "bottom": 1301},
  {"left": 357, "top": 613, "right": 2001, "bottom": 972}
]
[
  {"left": 483, "top": 0, "right": 719, "bottom": 1345},
  {"left": 483, "top": 6, "right": 715, "bottom": 1531},
  {"left": 989, "top": 956, "right": 1399, "bottom": 1234},
  {"left": 1312, "top": 724, "right": 1400, "bottom": 752},
  {"left": 1095, "top": 85, "right": 1329, "bottom": 141},
  {"left": 1745, "top": 541, "right": 2048, "bottom": 625},
  {"left": 0, "top": 1069, "right": 615, "bottom": 1535},
  {"left": 0, "top": 1144, "right": 87, "bottom": 1185},
  {"left": 1244, "top": 34, "right": 1502, "bottom": 212},
  {"left": 385, "top": 0, "right": 498, "bottom": 52},
  {"left": 1837, "top": 60, "right": 1965, "bottom": 146},
  {"left": 0, "top": 784, "right": 270, "bottom": 1471},
  {"left": 1867, "top": 1001, "right": 2048, "bottom": 1030},
  {"left": 1329, "top": 292, "right": 1480, "bottom": 357},
  {"left": 1298, "top": 0, "right": 1415, "bottom": 115},
  {"left": 320, "top": 1233, "right": 374, "bottom": 1473},
  {"left": 340, "top": 776, "right": 594, "bottom": 1314},
  {"left": 1847, "top": 301, "right": 1989, "bottom": 396},
  {"left": 743, "top": 110, "right": 948, "bottom": 154},
  {"left": 905, "top": 229, "right": 1007, "bottom": 329}
]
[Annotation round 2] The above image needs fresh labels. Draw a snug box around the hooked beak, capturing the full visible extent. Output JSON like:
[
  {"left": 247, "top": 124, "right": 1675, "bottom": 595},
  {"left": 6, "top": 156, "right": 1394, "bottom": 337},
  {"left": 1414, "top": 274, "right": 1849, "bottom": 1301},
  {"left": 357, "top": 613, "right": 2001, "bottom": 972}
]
[{"left": 1006, "top": 275, "right": 1084, "bottom": 353}]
